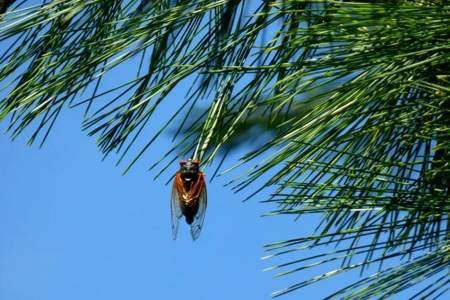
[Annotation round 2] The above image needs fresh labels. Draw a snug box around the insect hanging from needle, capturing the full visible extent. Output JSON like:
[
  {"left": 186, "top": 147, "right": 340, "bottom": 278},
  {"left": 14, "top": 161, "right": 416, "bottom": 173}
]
[{"left": 171, "top": 159, "right": 207, "bottom": 240}]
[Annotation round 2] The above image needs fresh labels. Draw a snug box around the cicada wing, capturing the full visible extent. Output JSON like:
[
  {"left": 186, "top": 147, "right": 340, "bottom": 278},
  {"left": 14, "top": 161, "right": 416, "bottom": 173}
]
[
  {"left": 190, "top": 173, "right": 207, "bottom": 240},
  {"left": 171, "top": 174, "right": 183, "bottom": 240}
]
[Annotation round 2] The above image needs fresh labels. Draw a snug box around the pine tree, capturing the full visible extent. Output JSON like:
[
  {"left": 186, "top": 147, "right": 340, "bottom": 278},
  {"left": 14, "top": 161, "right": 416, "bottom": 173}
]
[{"left": 1, "top": 1, "right": 449, "bottom": 298}]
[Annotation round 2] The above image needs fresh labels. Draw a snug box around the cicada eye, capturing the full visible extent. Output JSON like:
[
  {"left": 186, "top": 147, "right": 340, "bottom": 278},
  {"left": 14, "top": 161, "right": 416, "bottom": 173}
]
[
  {"left": 192, "top": 160, "right": 201, "bottom": 165},
  {"left": 179, "top": 160, "right": 187, "bottom": 165}
]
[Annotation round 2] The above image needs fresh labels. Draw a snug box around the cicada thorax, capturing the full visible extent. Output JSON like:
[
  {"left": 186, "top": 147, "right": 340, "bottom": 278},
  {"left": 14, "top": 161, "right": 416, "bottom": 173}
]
[{"left": 174, "top": 173, "right": 199, "bottom": 224}]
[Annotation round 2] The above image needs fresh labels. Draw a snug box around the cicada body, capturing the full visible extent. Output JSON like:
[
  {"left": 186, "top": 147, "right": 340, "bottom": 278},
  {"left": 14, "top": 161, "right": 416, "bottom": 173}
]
[{"left": 171, "top": 159, "right": 207, "bottom": 240}]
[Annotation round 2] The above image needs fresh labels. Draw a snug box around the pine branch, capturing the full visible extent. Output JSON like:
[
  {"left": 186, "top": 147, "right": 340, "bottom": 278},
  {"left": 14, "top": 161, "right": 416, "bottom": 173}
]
[{"left": 0, "top": 0, "right": 449, "bottom": 298}]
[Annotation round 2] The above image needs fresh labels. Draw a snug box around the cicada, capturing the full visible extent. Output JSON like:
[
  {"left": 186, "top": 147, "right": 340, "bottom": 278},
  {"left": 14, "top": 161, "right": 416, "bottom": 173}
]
[{"left": 171, "top": 159, "right": 207, "bottom": 240}]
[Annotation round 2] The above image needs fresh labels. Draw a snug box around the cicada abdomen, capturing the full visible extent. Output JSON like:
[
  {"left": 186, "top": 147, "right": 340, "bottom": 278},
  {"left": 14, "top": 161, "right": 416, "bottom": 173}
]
[{"left": 171, "top": 159, "right": 207, "bottom": 240}]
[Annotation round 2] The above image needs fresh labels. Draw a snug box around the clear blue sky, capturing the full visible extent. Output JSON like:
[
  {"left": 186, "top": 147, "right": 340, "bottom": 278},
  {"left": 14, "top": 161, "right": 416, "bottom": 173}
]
[{"left": 0, "top": 106, "right": 334, "bottom": 300}]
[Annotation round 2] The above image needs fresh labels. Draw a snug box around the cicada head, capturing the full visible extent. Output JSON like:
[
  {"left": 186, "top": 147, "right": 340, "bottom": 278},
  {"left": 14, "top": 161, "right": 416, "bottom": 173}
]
[{"left": 179, "top": 159, "right": 200, "bottom": 182}]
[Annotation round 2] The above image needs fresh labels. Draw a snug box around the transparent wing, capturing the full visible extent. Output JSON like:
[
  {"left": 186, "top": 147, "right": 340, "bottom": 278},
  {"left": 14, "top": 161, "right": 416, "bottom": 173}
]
[
  {"left": 171, "top": 174, "right": 183, "bottom": 240},
  {"left": 190, "top": 174, "right": 207, "bottom": 240}
]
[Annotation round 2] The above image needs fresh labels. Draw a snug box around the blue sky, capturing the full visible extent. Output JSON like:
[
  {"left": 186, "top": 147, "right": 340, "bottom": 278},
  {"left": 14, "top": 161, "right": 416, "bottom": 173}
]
[{"left": 0, "top": 107, "right": 334, "bottom": 300}]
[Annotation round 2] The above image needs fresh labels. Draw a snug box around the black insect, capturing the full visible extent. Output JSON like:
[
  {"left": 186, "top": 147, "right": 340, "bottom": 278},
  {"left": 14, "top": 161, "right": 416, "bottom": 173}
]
[{"left": 171, "top": 159, "right": 207, "bottom": 240}]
